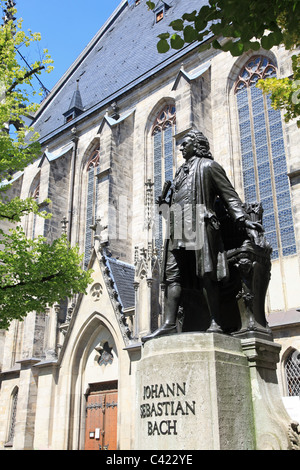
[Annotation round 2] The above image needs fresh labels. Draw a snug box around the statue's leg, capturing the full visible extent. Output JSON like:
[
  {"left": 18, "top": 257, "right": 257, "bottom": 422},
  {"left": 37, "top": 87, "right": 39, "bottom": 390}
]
[
  {"left": 202, "top": 275, "right": 223, "bottom": 333},
  {"left": 141, "top": 283, "right": 181, "bottom": 342},
  {"left": 164, "top": 282, "right": 182, "bottom": 324}
]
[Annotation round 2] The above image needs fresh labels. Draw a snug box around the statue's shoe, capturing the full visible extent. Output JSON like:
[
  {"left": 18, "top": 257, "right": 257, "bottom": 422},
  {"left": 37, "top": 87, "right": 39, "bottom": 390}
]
[
  {"left": 206, "top": 320, "right": 223, "bottom": 334},
  {"left": 141, "top": 323, "right": 177, "bottom": 343}
]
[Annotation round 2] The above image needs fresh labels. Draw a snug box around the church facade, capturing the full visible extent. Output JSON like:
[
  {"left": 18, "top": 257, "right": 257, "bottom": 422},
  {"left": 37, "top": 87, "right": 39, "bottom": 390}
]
[{"left": 0, "top": 0, "right": 300, "bottom": 450}]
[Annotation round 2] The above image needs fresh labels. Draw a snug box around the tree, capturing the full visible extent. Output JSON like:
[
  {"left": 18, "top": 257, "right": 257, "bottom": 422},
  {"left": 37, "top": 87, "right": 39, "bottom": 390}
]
[
  {"left": 146, "top": 0, "right": 300, "bottom": 127},
  {"left": 0, "top": 2, "right": 93, "bottom": 329}
]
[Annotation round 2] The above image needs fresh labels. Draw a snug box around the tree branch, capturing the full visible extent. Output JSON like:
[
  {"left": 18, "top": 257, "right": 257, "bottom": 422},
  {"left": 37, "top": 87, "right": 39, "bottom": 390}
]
[
  {"left": 1, "top": 271, "right": 63, "bottom": 290},
  {"left": 0, "top": 210, "right": 28, "bottom": 220},
  {"left": 7, "top": 65, "right": 45, "bottom": 94}
]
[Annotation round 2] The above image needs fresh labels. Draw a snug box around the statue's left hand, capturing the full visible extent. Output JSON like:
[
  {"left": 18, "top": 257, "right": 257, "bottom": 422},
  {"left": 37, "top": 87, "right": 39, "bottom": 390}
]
[{"left": 244, "top": 220, "right": 264, "bottom": 232}]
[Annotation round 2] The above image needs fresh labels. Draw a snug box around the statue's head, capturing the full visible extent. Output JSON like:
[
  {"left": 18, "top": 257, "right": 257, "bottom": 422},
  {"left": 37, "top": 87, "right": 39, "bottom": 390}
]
[{"left": 184, "top": 130, "right": 213, "bottom": 160}]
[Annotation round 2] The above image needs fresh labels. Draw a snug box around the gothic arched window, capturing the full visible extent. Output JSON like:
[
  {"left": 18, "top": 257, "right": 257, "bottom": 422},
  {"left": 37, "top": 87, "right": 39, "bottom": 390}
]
[
  {"left": 84, "top": 149, "right": 100, "bottom": 268},
  {"left": 26, "top": 178, "right": 40, "bottom": 239},
  {"left": 235, "top": 56, "right": 296, "bottom": 259},
  {"left": 5, "top": 387, "right": 18, "bottom": 447},
  {"left": 285, "top": 349, "right": 300, "bottom": 396},
  {"left": 31, "top": 183, "right": 40, "bottom": 239},
  {"left": 152, "top": 104, "right": 176, "bottom": 251}
]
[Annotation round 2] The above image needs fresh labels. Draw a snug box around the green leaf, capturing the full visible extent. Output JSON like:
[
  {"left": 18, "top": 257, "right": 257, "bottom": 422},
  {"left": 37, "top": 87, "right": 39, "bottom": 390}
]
[
  {"left": 222, "top": 25, "right": 234, "bottom": 37},
  {"left": 146, "top": 1, "right": 155, "bottom": 10},
  {"left": 231, "top": 29, "right": 242, "bottom": 39},
  {"left": 261, "top": 34, "right": 273, "bottom": 50},
  {"left": 183, "top": 25, "right": 198, "bottom": 43},
  {"left": 229, "top": 41, "right": 245, "bottom": 56},
  {"left": 170, "top": 34, "right": 185, "bottom": 50},
  {"left": 182, "top": 11, "right": 197, "bottom": 22},
  {"left": 199, "top": 5, "right": 212, "bottom": 20},
  {"left": 212, "top": 39, "right": 222, "bottom": 49},
  {"left": 271, "top": 27, "right": 283, "bottom": 45},
  {"left": 250, "top": 40, "right": 261, "bottom": 51},
  {"left": 221, "top": 40, "right": 234, "bottom": 52},
  {"left": 157, "top": 32, "right": 170, "bottom": 40},
  {"left": 157, "top": 39, "right": 170, "bottom": 53},
  {"left": 169, "top": 19, "right": 184, "bottom": 31},
  {"left": 194, "top": 15, "right": 207, "bottom": 32},
  {"left": 198, "top": 43, "right": 211, "bottom": 53},
  {"left": 210, "top": 22, "right": 223, "bottom": 35}
]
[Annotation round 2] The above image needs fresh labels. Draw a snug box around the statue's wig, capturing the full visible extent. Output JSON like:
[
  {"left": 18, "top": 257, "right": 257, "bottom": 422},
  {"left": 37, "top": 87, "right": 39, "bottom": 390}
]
[{"left": 185, "top": 130, "right": 213, "bottom": 160}]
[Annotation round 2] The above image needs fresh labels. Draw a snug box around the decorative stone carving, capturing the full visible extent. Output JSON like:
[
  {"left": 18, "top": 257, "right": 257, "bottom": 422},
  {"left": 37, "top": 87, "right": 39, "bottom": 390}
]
[
  {"left": 90, "top": 282, "right": 103, "bottom": 301},
  {"left": 66, "top": 302, "right": 75, "bottom": 323},
  {"left": 90, "top": 216, "right": 108, "bottom": 252},
  {"left": 60, "top": 216, "right": 68, "bottom": 235},
  {"left": 98, "top": 248, "right": 133, "bottom": 343},
  {"left": 228, "top": 202, "right": 273, "bottom": 339},
  {"left": 134, "top": 242, "right": 161, "bottom": 338},
  {"left": 144, "top": 179, "right": 154, "bottom": 230},
  {"left": 95, "top": 341, "right": 114, "bottom": 367},
  {"left": 288, "top": 422, "right": 300, "bottom": 450}
]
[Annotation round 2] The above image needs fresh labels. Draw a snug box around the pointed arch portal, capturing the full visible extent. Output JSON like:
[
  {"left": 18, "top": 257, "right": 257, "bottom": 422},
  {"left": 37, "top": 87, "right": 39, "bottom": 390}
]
[{"left": 68, "top": 312, "right": 120, "bottom": 450}]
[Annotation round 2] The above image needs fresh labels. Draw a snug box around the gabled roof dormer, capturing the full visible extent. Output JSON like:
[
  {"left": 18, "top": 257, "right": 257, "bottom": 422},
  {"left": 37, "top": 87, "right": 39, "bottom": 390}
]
[
  {"left": 152, "top": 1, "right": 172, "bottom": 23},
  {"left": 63, "top": 80, "right": 84, "bottom": 123}
]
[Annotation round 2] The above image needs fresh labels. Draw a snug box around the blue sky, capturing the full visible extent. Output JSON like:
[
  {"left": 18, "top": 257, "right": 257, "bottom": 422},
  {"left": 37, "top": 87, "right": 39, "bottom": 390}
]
[{"left": 14, "top": 0, "right": 123, "bottom": 93}]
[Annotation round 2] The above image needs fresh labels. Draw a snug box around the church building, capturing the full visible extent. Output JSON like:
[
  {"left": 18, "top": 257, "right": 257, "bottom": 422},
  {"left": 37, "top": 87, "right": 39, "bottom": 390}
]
[{"left": 0, "top": 0, "right": 300, "bottom": 450}]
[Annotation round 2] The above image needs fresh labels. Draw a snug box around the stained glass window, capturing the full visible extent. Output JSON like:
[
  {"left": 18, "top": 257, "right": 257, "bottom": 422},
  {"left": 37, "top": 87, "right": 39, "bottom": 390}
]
[
  {"left": 235, "top": 56, "right": 296, "bottom": 259},
  {"left": 152, "top": 105, "right": 176, "bottom": 252},
  {"left": 84, "top": 149, "right": 100, "bottom": 268}
]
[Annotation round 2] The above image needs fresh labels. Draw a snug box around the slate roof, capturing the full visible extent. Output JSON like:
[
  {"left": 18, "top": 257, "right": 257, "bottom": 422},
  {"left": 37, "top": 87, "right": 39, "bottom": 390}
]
[
  {"left": 32, "top": 0, "right": 209, "bottom": 143},
  {"left": 106, "top": 256, "right": 135, "bottom": 309}
]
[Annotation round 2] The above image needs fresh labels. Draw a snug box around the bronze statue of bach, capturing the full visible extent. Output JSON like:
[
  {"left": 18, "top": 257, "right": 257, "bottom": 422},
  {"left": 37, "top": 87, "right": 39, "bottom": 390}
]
[{"left": 142, "top": 130, "right": 263, "bottom": 342}]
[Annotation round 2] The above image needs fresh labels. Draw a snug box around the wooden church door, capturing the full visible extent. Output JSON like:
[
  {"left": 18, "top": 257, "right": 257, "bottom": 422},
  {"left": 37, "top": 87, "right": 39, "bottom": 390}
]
[{"left": 84, "top": 381, "right": 118, "bottom": 450}]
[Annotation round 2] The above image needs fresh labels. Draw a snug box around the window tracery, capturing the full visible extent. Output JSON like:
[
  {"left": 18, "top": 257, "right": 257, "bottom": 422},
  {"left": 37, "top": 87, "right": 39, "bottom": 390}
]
[
  {"left": 5, "top": 387, "right": 18, "bottom": 447},
  {"left": 152, "top": 104, "right": 176, "bottom": 135},
  {"left": 235, "top": 56, "right": 277, "bottom": 92},
  {"left": 31, "top": 183, "right": 40, "bottom": 239},
  {"left": 235, "top": 56, "right": 296, "bottom": 259},
  {"left": 26, "top": 181, "right": 40, "bottom": 239},
  {"left": 84, "top": 148, "right": 100, "bottom": 268},
  {"left": 86, "top": 150, "right": 100, "bottom": 170},
  {"left": 152, "top": 104, "right": 176, "bottom": 253}
]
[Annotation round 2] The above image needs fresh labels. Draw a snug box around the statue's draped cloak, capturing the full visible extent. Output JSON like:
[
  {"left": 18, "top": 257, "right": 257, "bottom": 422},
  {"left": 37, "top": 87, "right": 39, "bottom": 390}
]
[{"left": 161, "top": 157, "right": 245, "bottom": 283}]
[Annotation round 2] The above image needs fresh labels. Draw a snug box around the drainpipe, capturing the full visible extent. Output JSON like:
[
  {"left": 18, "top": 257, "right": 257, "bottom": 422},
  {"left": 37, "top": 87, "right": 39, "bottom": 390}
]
[{"left": 68, "top": 127, "right": 79, "bottom": 242}]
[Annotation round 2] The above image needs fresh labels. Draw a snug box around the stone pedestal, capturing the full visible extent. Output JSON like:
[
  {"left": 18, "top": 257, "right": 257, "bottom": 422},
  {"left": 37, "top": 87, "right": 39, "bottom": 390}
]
[
  {"left": 135, "top": 333, "right": 299, "bottom": 450},
  {"left": 240, "top": 337, "right": 298, "bottom": 450},
  {"left": 135, "top": 333, "right": 255, "bottom": 450}
]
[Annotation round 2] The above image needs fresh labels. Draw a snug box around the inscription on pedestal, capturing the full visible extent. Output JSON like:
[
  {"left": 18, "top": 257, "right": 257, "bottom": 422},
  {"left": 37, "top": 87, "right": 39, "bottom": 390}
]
[
  {"left": 140, "top": 382, "right": 196, "bottom": 436},
  {"left": 135, "top": 334, "right": 258, "bottom": 450}
]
